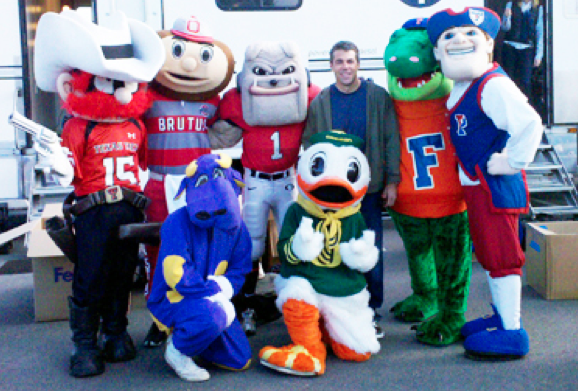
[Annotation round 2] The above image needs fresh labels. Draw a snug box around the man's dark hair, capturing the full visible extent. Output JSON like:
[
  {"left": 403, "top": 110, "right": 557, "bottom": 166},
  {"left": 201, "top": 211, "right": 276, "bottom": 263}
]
[{"left": 330, "top": 41, "right": 360, "bottom": 63}]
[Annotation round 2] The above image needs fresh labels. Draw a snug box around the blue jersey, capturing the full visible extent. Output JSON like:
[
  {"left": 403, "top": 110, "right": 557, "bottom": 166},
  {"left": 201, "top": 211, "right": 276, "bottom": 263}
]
[{"left": 449, "top": 65, "right": 528, "bottom": 212}]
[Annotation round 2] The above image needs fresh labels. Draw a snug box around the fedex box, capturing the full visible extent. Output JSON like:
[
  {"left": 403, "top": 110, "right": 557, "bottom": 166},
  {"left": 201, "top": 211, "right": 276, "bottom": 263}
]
[
  {"left": 525, "top": 221, "right": 578, "bottom": 300},
  {"left": 27, "top": 204, "right": 73, "bottom": 322}
]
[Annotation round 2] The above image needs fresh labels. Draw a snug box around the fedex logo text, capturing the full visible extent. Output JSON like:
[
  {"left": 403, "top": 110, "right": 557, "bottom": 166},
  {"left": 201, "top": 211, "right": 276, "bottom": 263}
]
[{"left": 54, "top": 267, "right": 73, "bottom": 283}]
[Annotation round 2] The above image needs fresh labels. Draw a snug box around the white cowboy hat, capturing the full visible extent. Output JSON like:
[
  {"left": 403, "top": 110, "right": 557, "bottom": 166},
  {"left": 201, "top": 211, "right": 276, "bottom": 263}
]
[{"left": 34, "top": 9, "right": 165, "bottom": 92}]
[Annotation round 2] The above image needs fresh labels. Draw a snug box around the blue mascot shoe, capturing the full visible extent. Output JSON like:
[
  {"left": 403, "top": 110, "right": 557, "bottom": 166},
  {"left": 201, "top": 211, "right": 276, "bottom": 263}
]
[
  {"left": 464, "top": 326, "right": 530, "bottom": 360},
  {"left": 461, "top": 304, "right": 503, "bottom": 338}
]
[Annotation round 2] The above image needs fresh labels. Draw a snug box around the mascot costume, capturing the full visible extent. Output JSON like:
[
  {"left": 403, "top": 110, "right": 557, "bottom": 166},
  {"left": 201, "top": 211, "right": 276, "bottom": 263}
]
[
  {"left": 259, "top": 131, "right": 380, "bottom": 376},
  {"left": 142, "top": 15, "right": 235, "bottom": 347},
  {"left": 215, "top": 41, "right": 320, "bottom": 334},
  {"left": 383, "top": 18, "right": 472, "bottom": 346},
  {"left": 34, "top": 10, "right": 164, "bottom": 377},
  {"left": 147, "top": 153, "right": 252, "bottom": 382},
  {"left": 427, "top": 7, "right": 543, "bottom": 359}
]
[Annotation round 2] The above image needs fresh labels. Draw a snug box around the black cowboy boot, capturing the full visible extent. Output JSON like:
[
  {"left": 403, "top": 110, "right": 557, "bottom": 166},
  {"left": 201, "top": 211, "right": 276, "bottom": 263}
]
[
  {"left": 100, "top": 295, "right": 137, "bottom": 363},
  {"left": 68, "top": 297, "right": 105, "bottom": 378}
]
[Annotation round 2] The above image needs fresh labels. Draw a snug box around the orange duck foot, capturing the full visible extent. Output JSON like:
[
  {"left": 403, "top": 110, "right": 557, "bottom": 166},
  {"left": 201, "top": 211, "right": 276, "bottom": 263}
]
[
  {"left": 259, "top": 344, "right": 325, "bottom": 376},
  {"left": 330, "top": 340, "right": 372, "bottom": 362}
]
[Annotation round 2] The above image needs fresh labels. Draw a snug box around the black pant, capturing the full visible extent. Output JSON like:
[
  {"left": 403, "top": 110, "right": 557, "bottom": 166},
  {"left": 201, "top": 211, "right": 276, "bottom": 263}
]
[
  {"left": 502, "top": 44, "right": 534, "bottom": 100},
  {"left": 73, "top": 202, "right": 143, "bottom": 307}
]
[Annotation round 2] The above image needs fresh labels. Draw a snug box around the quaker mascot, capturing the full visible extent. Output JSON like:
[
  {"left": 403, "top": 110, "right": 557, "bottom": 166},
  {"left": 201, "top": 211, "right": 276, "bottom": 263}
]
[
  {"left": 142, "top": 15, "right": 235, "bottom": 347},
  {"left": 215, "top": 41, "right": 320, "bottom": 334},
  {"left": 427, "top": 7, "right": 543, "bottom": 359},
  {"left": 259, "top": 131, "right": 380, "bottom": 376},
  {"left": 147, "top": 153, "right": 252, "bottom": 382},
  {"left": 34, "top": 10, "right": 164, "bottom": 377},
  {"left": 383, "top": 18, "right": 472, "bottom": 346}
]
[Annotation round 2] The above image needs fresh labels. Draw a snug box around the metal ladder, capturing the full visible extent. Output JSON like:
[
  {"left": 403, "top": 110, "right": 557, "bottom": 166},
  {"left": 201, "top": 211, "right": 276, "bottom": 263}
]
[{"left": 525, "top": 132, "right": 578, "bottom": 219}]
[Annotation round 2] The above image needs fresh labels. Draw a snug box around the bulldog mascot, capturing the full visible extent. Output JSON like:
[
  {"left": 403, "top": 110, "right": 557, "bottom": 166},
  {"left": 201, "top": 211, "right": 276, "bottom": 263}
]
[
  {"left": 34, "top": 10, "right": 164, "bottom": 377},
  {"left": 427, "top": 7, "right": 543, "bottom": 359},
  {"left": 142, "top": 15, "right": 235, "bottom": 348},
  {"left": 215, "top": 41, "right": 320, "bottom": 334},
  {"left": 259, "top": 131, "right": 380, "bottom": 376},
  {"left": 147, "top": 154, "right": 252, "bottom": 382}
]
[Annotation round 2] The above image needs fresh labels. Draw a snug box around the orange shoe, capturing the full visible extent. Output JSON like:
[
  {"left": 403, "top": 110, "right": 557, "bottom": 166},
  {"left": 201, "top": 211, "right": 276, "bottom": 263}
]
[
  {"left": 260, "top": 344, "right": 324, "bottom": 376},
  {"left": 328, "top": 338, "right": 371, "bottom": 362}
]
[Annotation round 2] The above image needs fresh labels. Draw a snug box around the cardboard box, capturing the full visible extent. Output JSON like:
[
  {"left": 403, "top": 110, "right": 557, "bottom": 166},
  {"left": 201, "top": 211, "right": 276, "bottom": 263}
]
[
  {"left": 27, "top": 204, "right": 73, "bottom": 322},
  {"left": 525, "top": 221, "right": 578, "bottom": 300}
]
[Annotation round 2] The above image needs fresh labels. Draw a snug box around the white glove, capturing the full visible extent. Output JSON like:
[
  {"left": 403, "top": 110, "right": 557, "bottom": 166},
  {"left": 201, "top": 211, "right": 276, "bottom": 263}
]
[
  {"left": 207, "top": 275, "right": 233, "bottom": 299},
  {"left": 207, "top": 292, "right": 235, "bottom": 327},
  {"left": 291, "top": 217, "right": 325, "bottom": 262},
  {"left": 35, "top": 140, "right": 74, "bottom": 186},
  {"left": 487, "top": 150, "right": 521, "bottom": 176},
  {"left": 340, "top": 230, "right": 379, "bottom": 273}
]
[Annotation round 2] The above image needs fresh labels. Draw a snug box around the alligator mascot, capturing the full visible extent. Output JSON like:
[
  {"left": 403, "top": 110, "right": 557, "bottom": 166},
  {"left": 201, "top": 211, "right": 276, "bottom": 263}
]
[
  {"left": 427, "top": 7, "right": 543, "bottom": 360},
  {"left": 147, "top": 153, "right": 252, "bottom": 382},
  {"left": 214, "top": 41, "right": 320, "bottom": 335},
  {"left": 142, "top": 15, "right": 235, "bottom": 348},
  {"left": 259, "top": 131, "right": 380, "bottom": 376},
  {"left": 383, "top": 18, "right": 472, "bottom": 346}
]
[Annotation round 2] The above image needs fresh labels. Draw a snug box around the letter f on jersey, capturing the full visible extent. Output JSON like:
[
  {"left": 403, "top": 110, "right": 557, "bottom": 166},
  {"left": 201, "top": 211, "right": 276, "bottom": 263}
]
[{"left": 454, "top": 114, "right": 467, "bottom": 136}]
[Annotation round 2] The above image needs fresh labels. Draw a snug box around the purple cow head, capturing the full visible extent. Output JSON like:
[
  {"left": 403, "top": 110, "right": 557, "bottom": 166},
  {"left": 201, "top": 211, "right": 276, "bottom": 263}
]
[{"left": 175, "top": 153, "right": 244, "bottom": 230}]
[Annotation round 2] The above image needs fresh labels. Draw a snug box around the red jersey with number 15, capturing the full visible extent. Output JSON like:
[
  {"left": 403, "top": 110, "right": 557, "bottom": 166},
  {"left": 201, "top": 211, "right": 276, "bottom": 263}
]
[
  {"left": 219, "top": 85, "right": 320, "bottom": 173},
  {"left": 61, "top": 117, "right": 147, "bottom": 196}
]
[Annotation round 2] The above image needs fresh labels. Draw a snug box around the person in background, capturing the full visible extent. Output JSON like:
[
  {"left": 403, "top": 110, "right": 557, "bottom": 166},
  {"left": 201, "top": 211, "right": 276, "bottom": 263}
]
[
  {"left": 302, "top": 40, "right": 401, "bottom": 338},
  {"left": 501, "top": 0, "right": 544, "bottom": 101}
]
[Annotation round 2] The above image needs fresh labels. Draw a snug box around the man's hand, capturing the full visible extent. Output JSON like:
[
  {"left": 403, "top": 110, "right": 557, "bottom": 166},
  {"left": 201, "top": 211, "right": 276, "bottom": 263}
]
[
  {"left": 381, "top": 183, "right": 398, "bottom": 208},
  {"left": 487, "top": 150, "right": 521, "bottom": 175},
  {"left": 207, "top": 292, "right": 236, "bottom": 327}
]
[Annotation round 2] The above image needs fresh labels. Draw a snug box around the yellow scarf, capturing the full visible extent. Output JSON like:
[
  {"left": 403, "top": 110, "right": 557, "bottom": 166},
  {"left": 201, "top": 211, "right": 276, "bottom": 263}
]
[{"left": 294, "top": 195, "right": 361, "bottom": 268}]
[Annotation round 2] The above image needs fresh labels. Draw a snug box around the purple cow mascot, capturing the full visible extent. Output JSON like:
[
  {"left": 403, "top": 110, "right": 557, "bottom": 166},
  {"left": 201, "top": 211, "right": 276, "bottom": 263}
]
[{"left": 147, "top": 153, "right": 252, "bottom": 382}]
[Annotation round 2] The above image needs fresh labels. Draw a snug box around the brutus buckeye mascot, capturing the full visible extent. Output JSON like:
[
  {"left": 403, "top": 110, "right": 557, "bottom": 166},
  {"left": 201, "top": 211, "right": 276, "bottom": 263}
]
[
  {"left": 427, "top": 7, "right": 543, "bottom": 360},
  {"left": 34, "top": 10, "right": 164, "bottom": 377},
  {"left": 142, "top": 15, "right": 235, "bottom": 348},
  {"left": 215, "top": 41, "right": 320, "bottom": 333}
]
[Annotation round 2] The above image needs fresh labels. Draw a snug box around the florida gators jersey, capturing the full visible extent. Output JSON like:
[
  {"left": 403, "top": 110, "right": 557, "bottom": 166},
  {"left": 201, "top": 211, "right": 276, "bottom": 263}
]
[
  {"left": 219, "top": 86, "right": 320, "bottom": 173},
  {"left": 61, "top": 117, "right": 147, "bottom": 196},
  {"left": 392, "top": 97, "right": 466, "bottom": 218}
]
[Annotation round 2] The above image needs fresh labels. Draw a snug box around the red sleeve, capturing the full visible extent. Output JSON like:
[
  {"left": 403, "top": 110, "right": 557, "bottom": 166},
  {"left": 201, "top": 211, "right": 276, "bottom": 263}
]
[
  {"left": 137, "top": 118, "right": 147, "bottom": 171},
  {"left": 206, "top": 95, "right": 221, "bottom": 127},
  {"left": 60, "top": 118, "right": 87, "bottom": 181},
  {"left": 217, "top": 89, "right": 246, "bottom": 128}
]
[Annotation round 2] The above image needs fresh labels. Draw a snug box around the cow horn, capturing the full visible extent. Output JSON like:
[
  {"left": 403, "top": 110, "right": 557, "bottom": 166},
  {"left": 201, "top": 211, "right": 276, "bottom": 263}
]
[
  {"left": 215, "top": 153, "right": 232, "bottom": 169},
  {"left": 185, "top": 160, "right": 198, "bottom": 177}
]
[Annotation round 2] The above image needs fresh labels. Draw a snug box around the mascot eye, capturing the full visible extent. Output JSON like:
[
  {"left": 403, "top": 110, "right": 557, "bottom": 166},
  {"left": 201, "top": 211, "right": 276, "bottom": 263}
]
[
  {"left": 200, "top": 46, "right": 214, "bottom": 63},
  {"left": 195, "top": 175, "right": 209, "bottom": 187},
  {"left": 442, "top": 31, "right": 455, "bottom": 40},
  {"left": 466, "top": 30, "right": 478, "bottom": 37},
  {"left": 94, "top": 77, "right": 114, "bottom": 94},
  {"left": 252, "top": 66, "right": 269, "bottom": 76},
  {"left": 172, "top": 41, "right": 186, "bottom": 59},
  {"left": 309, "top": 152, "right": 326, "bottom": 177},
  {"left": 346, "top": 158, "right": 361, "bottom": 183},
  {"left": 213, "top": 168, "right": 225, "bottom": 179},
  {"left": 281, "top": 65, "right": 296, "bottom": 75}
]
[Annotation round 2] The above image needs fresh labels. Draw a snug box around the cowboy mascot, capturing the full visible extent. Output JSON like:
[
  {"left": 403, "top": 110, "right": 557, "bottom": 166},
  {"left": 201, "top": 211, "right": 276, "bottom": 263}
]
[{"left": 34, "top": 9, "right": 164, "bottom": 377}]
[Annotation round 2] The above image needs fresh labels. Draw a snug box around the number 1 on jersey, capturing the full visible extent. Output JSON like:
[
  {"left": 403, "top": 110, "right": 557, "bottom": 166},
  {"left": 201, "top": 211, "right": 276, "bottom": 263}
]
[{"left": 271, "top": 131, "right": 283, "bottom": 160}]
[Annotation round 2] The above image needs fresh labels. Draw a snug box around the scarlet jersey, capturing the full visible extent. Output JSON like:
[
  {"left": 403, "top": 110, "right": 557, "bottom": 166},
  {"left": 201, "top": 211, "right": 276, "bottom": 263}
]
[
  {"left": 219, "top": 85, "right": 320, "bottom": 173},
  {"left": 392, "top": 97, "right": 466, "bottom": 218},
  {"left": 61, "top": 117, "right": 147, "bottom": 196},
  {"left": 144, "top": 91, "right": 219, "bottom": 175}
]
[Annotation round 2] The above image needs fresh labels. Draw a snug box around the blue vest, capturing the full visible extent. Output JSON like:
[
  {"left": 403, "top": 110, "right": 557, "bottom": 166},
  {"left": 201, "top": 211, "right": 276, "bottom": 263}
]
[{"left": 449, "top": 65, "right": 528, "bottom": 211}]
